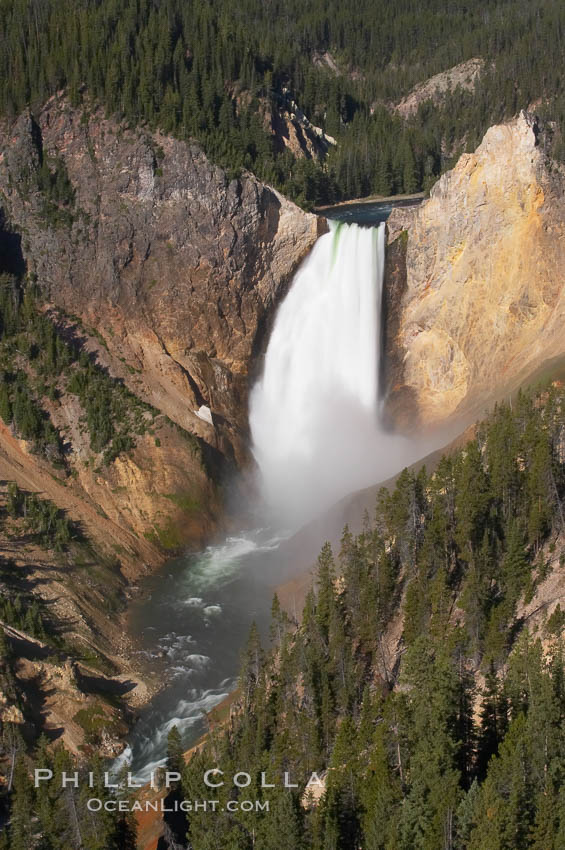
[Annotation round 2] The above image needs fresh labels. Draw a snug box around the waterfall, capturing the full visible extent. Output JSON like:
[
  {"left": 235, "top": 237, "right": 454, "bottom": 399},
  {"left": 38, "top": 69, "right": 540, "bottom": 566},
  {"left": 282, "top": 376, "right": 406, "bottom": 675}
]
[{"left": 250, "top": 220, "right": 407, "bottom": 526}]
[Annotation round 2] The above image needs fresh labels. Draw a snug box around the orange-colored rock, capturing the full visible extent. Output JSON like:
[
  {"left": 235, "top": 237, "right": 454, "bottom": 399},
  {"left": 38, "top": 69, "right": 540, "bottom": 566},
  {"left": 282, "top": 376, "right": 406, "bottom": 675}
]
[{"left": 386, "top": 111, "right": 565, "bottom": 429}]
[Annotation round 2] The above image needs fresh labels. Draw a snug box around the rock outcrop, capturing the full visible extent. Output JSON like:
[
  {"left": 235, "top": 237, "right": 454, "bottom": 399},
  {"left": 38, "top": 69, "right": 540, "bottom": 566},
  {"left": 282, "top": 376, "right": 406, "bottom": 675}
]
[
  {"left": 392, "top": 58, "right": 484, "bottom": 119},
  {"left": 266, "top": 98, "right": 336, "bottom": 160},
  {"left": 0, "top": 95, "right": 320, "bottom": 467},
  {"left": 385, "top": 111, "right": 565, "bottom": 431}
]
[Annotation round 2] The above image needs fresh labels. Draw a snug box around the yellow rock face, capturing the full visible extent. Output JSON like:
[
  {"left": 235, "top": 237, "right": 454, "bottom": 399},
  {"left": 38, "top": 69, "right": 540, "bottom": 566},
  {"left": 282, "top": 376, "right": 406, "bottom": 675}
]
[{"left": 391, "top": 112, "right": 565, "bottom": 428}]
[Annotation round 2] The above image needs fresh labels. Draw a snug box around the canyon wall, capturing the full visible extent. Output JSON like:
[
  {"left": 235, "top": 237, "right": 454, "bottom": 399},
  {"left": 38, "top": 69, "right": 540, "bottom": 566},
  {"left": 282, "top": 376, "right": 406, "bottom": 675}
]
[
  {"left": 0, "top": 96, "right": 319, "bottom": 748},
  {"left": 0, "top": 96, "right": 320, "bottom": 566},
  {"left": 0, "top": 95, "right": 319, "bottom": 465},
  {"left": 385, "top": 111, "right": 565, "bottom": 430}
]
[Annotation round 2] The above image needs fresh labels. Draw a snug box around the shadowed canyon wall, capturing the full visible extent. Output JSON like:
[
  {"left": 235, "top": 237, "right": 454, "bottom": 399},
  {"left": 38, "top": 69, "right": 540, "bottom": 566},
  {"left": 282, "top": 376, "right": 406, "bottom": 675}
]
[{"left": 0, "top": 96, "right": 321, "bottom": 747}]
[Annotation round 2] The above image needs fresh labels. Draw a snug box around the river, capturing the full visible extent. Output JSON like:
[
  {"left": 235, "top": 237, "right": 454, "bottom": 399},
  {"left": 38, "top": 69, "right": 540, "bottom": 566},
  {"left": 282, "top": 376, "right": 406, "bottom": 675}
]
[{"left": 122, "top": 528, "right": 290, "bottom": 778}]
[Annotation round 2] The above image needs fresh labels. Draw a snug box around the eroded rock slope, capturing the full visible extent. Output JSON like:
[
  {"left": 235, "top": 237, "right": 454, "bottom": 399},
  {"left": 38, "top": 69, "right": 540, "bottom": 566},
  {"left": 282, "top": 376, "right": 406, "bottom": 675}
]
[
  {"left": 385, "top": 111, "right": 565, "bottom": 430},
  {"left": 0, "top": 95, "right": 319, "bottom": 466}
]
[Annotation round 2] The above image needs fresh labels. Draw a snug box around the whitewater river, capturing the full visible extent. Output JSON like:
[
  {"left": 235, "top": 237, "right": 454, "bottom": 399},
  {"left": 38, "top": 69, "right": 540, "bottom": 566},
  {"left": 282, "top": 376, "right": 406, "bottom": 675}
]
[{"left": 122, "top": 529, "right": 289, "bottom": 778}]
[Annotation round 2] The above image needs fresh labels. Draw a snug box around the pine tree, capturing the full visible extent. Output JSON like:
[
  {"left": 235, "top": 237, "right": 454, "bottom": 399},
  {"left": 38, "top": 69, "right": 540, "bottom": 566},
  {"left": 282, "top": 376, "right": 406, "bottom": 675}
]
[
  {"left": 315, "top": 543, "right": 336, "bottom": 644},
  {"left": 360, "top": 723, "right": 402, "bottom": 849},
  {"left": 0, "top": 381, "right": 12, "bottom": 424},
  {"left": 239, "top": 621, "right": 264, "bottom": 709},
  {"left": 167, "top": 725, "right": 185, "bottom": 779},
  {"left": 455, "top": 439, "right": 492, "bottom": 563},
  {"left": 258, "top": 791, "right": 306, "bottom": 850},
  {"left": 8, "top": 757, "right": 34, "bottom": 850},
  {"left": 476, "top": 664, "right": 508, "bottom": 780}
]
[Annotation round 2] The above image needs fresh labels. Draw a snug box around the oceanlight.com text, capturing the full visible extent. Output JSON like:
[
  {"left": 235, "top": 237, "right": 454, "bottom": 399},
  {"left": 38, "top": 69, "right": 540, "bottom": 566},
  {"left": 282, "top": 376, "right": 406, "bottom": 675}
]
[{"left": 86, "top": 798, "right": 270, "bottom": 813}]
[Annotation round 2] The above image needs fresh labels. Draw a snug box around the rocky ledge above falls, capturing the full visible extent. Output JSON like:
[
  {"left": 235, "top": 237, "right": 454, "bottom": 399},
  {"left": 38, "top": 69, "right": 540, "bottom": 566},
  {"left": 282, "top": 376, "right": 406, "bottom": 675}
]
[
  {"left": 0, "top": 95, "right": 321, "bottom": 468},
  {"left": 383, "top": 111, "right": 565, "bottom": 432}
]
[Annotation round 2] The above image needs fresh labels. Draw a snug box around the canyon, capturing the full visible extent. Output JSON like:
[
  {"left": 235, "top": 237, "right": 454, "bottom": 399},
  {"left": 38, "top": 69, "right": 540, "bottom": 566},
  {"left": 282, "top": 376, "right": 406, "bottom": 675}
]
[{"left": 1, "top": 98, "right": 565, "bottom": 756}]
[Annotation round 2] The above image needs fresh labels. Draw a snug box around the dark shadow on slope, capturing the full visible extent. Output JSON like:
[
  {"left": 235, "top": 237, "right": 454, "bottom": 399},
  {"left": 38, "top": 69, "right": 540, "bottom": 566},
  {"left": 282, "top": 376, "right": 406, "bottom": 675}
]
[{"left": 0, "top": 209, "right": 25, "bottom": 278}]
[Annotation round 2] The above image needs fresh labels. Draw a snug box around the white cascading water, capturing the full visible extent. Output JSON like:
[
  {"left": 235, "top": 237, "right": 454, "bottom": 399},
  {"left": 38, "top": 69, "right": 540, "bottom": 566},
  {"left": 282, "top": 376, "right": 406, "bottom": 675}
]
[{"left": 250, "top": 220, "right": 408, "bottom": 527}]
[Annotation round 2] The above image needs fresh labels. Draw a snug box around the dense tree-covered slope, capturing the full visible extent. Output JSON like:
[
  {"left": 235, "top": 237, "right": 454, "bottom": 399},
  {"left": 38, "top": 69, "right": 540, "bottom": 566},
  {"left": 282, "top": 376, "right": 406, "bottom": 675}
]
[
  {"left": 163, "top": 382, "right": 565, "bottom": 850},
  {"left": 7, "top": 382, "right": 565, "bottom": 846},
  {"left": 2, "top": 0, "right": 565, "bottom": 206}
]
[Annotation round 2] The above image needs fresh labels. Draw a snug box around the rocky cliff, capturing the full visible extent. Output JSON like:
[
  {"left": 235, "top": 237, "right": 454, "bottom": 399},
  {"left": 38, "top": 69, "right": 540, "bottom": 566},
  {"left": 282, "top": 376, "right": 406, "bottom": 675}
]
[
  {"left": 385, "top": 111, "right": 565, "bottom": 430},
  {"left": 0, "top": 94, "right": 319, "bottom": 466},
  {"left": 0, "top": 95, "right": 320, "bottom": 567}
]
